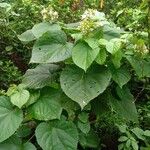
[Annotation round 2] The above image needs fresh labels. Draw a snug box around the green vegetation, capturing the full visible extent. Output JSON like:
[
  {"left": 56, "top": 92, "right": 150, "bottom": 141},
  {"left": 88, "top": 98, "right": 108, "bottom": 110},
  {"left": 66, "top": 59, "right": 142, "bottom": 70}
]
[{"left": 0, "top": 0, "right": 150, "bottom": 150}]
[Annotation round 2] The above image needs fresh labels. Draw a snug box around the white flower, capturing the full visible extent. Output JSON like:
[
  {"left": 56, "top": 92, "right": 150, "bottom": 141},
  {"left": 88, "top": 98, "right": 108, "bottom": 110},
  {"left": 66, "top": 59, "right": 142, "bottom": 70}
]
[
  {"left": 79, "top": 9, "right": 110, "bottom": 34},
  {"left": 41, "top": 6, "right": 58, "bottom": 21},
  {"left": 41, "top": 8, "right": 47, "bottom": 15}
]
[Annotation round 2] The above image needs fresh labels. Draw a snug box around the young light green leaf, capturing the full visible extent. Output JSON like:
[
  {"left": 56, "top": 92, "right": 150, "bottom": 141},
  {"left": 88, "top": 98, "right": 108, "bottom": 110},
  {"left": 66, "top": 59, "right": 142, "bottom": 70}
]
[
  {"left": 84, "top": 38, "right": 99, "bottom": 50},
  {"left": 72, "top": 41, "right": 100, "bottom": 71},
  {"left": 0, "top": 96, "right": 23, "bottom": 142},
  {"left": 10, "top": 89, "right": 30, "bottom": 108},
  {"left": 60, "top": 65, "right": 111, "bottom": 109},
  {"left": 35, "top": 120, "right": 78, "bottom": 150},
  {"left": 106, "top": 39, "right": 121, "bottom": 54}
]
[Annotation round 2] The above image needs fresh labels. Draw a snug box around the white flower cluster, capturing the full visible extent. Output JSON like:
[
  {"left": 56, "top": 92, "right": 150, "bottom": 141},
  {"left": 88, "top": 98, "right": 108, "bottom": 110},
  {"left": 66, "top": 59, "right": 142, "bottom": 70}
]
[
  {"left": 135, "top": 44, "right": 149, "bottom": 55},
  {"left": 78, "top": 9, "right": 109, "bottom": 35},
  {"left": 78, "top": 19, "right": 95, "bottom": 35},
  {"left": 41, "top": 6, "right": 58, "bottom": 21}
]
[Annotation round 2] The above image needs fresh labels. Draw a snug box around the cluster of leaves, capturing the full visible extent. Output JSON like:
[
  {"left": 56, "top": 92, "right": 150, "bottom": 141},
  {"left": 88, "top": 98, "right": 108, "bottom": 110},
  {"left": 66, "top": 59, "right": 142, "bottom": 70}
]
[
  {"left": 0, "top": 6, "right": 149, "bottom": 149},
  {"left": 0, "top": 0, "right": 101, "bottom": 89},
  {"left": 118, "top": 125, "right": 150, "bottom": 150}
]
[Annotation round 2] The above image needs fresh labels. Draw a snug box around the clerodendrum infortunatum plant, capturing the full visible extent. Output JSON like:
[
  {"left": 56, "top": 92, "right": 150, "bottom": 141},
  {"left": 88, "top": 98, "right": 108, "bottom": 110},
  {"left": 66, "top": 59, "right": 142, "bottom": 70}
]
[{"left": 0, "top": 8, "right": 149, "bottom": 150}]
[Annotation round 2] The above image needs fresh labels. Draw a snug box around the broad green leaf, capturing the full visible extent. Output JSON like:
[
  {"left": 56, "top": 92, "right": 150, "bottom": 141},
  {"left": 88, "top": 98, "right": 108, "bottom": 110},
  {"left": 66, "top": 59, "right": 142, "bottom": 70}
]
[
  {"left": 32, "top": 22, "right": 61, "bottom": 38},
  {"left": 0, "top": 135, "right": 36, "bottom": 150},
  {"left": 28, "top": 88, "right": 62, "bottom": 121},
  {"left": 30, "top": 31, "right": 73, "bottom": 63},
  {"left": 109, "top": 87, "right": 138, "bottom": 122},
  {"left": 0, "top": 96, "right": 23, "bottom": 142},
  {"left": 126, "top": 56, "right": 150, "bottom": 78},
  {"left": 110, "top": 65, "right": 131, "bottom": 88},
  {"left": 95, "top": 48, "right": 107, "bottom": 65},
  {"left": 10, "top": 89, "right": 30, "bottom": 108},
  {"left": 35, "top": 120, "right": 78, "bottom": 150},
  {"left": 18, "top": 30, "right": 36, "bottom": 42},
  {"left": 72, "top": 41, "right": 99, "bottom": 71},
  {"left": 22, "top": 64, "right": 60, "bottom": 89},
  {"left": 60, "top": 65, "right": 111, "bottom": 108},
  {"left": 79, "top": 130, "right": 99, "bottom": 148}
]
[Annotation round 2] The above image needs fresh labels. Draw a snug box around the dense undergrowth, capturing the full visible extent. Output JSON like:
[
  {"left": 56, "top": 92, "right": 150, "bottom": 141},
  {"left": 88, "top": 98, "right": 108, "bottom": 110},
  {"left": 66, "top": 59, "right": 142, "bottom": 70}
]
[{"left": 0, "top": 0, "right": 150, "bottom": 150}]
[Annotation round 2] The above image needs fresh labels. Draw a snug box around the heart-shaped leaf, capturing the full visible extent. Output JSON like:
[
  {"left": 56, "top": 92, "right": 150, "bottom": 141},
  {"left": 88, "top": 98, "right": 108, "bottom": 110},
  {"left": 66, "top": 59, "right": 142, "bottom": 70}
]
[
  {"left": 35, "top": 120, "right": 78, "bottom": 150},
  {"left": 10, "top": 89, "right": 30, "bottom": 108},
  {"left": 72, "top": 41, "right": 99, "bottom": 71},
  {"left": 60, "top": 65, "right": 111, "bottom": 108},
  {"left": 0, "top": 96, "right": 23, "bottom": 142}
]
